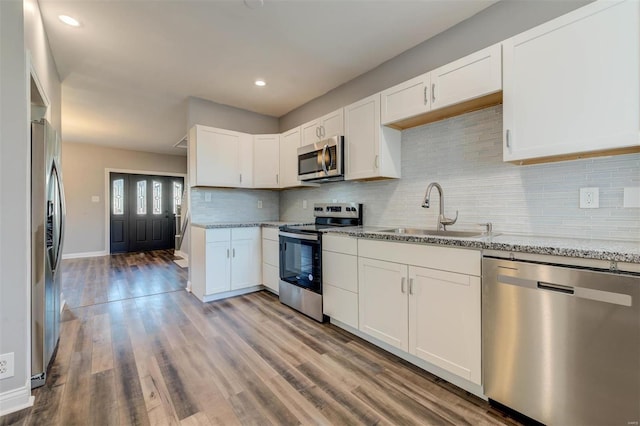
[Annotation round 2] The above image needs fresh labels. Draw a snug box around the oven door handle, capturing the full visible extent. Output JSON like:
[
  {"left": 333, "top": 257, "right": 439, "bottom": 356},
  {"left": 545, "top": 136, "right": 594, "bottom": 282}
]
[{"left": 280, "top": 231, "right": 319, "bottom": 241}]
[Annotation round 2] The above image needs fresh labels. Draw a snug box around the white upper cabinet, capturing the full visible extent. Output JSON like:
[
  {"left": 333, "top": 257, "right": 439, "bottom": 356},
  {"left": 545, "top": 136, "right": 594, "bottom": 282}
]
[
  {"left": 301, "top": 108, "right": 344, "bottom": 145},
  {"left": 430, "top": 43, "right": 502, "bottom": 111},
  {"left": 381, "top": 73, "right": 431, "bottom": 125},
  {"left": 380, "top": 44, "right": 502, "bottom": 128},
  {"left": 503, "top": 0, "right": 640, "bottom": 163},
  {"left": 253, "top": 134, "right": 280, "bottom": 189},
  {"left": 344, "top": 94, "right": 401, "bottom": 181},
  {"left": 279, "top": 126, "right": 303, "bottom": 188},
  {"left": 188, "top": 125, "right": 253, "bottom": 188}
]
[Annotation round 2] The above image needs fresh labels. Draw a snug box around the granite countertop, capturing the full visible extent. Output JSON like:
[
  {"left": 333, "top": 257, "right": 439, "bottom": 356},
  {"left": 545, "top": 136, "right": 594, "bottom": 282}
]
[
  {"left": 324, "top": 226, "right": 640, "bottom": 264},
  {"left": 191, "top": 221, "right": 312, "bottom": 229}
]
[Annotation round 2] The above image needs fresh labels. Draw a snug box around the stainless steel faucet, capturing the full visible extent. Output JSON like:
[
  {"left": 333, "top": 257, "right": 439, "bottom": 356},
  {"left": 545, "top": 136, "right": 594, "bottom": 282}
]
[{"left": 422, "top": 182, "right": 458, "bottom": 231}]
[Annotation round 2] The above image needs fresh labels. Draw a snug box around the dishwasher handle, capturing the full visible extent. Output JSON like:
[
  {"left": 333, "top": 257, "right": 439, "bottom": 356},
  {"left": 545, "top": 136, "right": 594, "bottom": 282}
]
[{"left": 537, "top": 281, "right": 574, "bottom": 295}]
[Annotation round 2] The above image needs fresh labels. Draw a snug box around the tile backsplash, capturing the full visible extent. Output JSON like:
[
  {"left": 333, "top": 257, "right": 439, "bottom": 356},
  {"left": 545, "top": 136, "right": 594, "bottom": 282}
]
[
  {"left": 280, "top": 105, "right": 640, "bottom": 241},
  {"left": 191, "top": 188, "right": 279, "bottom": 223}
]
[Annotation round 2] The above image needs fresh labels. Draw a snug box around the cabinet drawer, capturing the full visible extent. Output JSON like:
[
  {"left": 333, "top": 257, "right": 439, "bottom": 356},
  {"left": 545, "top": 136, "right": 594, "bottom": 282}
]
[
  {"left": 262, "top": 238, "right": 279, "bottom": 267},
  {"left": 323, "top": 284, "right": 358, "bottom": 329},
  {"left": 206, "top": 228, "right": 230, "bottom": 243},
  {"left": 323, "top": 234, "right": 357, "bottom": 255},
  {"left": 358, "top": 239, "right": 480, "bottom": 276},
  {"left": 322, "top": 251, "right": 358, "bottom": 293},
  {"left": 262, "top": 227, "right": 280, "bottom": 241},
  {"left": 232, "top": 227, "right": 260, "bottom": 240}
]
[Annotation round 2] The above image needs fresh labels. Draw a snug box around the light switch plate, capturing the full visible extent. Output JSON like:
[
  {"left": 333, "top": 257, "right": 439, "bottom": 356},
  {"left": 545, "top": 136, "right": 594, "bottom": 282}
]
[
  {"left": 257, "top": 200, "right": 263, "bottom": 209},
  {"left": 623, "top": 187, "right": 640, "bottom": 208},
  {"left": 580, "top": 187, "right": 599, "bottom": 209},
  {"left": 204, "top": 192, "right": 212, "bottom": 202},
  {"left": 302, "top": 200, "right": 307, "bottom": 209},
  {"left": 91, "top": 195, "right": 100, "bottom": 203}
]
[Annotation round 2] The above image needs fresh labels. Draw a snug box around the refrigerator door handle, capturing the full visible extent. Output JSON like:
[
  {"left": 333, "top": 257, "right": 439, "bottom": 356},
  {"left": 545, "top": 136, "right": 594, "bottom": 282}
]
[{"left": 51, "top": 159, "right": 66, "bottom": 274}]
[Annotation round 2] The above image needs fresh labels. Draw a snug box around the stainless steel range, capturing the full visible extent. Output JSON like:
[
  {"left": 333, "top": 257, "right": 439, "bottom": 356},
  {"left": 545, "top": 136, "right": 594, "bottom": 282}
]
[{"left": 279, "top": 203, "right": 362, "bottom": 322}]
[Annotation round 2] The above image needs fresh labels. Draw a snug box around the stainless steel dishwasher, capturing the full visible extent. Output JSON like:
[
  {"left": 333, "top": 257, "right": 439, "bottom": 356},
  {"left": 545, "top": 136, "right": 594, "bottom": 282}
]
[{"left": 483, "top": 256, "right": 640, "bottom": 426}]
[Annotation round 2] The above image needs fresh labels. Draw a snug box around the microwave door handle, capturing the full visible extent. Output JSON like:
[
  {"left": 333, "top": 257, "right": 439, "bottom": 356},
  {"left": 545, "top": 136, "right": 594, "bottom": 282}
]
[
  {"left": 321, "top": 144, "right": 328, "bottom": 174},
  {"left": 327, "top": 145, "right": 334, "bottom": 170}
]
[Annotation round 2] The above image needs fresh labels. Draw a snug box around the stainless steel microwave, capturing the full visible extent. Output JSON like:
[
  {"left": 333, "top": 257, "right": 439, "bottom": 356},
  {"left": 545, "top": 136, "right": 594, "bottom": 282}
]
[{"left": 297, "top": 135, "right": 344, "bottom": 182}]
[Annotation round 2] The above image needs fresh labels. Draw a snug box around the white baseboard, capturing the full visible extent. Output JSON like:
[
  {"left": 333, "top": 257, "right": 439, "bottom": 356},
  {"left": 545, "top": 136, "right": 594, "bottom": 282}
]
[
  {"left": 196, "top": 285, "right": 265, "bottom": 303},
  {"left": 62, "top": 250, "right": 108, "bottom": 260},
  {"left": 174, "top": 250, "right": 188, "bottom": 261},
  {"left": 0, "top": 380, "right": 34, "bottom": 417}
]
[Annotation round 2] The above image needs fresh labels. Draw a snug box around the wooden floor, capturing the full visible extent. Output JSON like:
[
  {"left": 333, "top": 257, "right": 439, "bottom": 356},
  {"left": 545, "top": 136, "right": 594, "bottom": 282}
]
[{"left": 2, "top": 249, "right": 520, "bottom": 426}]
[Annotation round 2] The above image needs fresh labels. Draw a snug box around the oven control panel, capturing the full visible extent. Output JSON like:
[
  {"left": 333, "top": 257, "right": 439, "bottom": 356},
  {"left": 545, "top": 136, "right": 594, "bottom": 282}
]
[{"left": 313, "top": 203, "right": 361, "bottom": 219}]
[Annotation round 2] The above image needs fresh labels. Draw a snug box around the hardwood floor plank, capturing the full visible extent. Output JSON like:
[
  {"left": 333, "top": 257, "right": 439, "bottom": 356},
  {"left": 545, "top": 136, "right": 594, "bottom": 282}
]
[{"left": 2, "top": 250, "right": 522, "bottom": 426}]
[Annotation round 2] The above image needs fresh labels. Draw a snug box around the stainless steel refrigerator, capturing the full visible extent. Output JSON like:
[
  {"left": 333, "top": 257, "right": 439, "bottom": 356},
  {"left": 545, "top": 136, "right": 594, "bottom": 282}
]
[{"left": 31, "top": 119, "right": 66, "bottom": 389}]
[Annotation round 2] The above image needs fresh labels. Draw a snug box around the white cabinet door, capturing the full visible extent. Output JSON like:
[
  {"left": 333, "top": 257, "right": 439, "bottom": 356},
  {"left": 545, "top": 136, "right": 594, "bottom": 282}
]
[
  {"left": 503, "top": 0, "right": 639, "bottom": 162},
  {"left": 262, "top": 238, "right": 279, "bottom": 267},
  {"left": 345, "top": 94, "right": 401, "bottom": 181},
  {"left": 301, "top": 108, "right": 344, "bottom": 145},
  {"left": 262, "top": 263, "right": 279, "bottom": 293},
  {"left": 205, "top": 228, "right": 232, "bottom": 295},
  {"left": 230, "top": 228, "right": 261, "bottom": 290},
  {"left": 358, "top": 257, "right": 408, "bottom": 351},
  {"left": 408, "top": 266, "right": 481, "bottom": 385},
  {"left": 323, "top": 250, "right": 358, "bottom": 328},
  {"left": 279, "top": 127, "right": 302, "bottom": 188},
  {"left": 380, "top": 73, "right": 431, "bottom": 125},
  {"left": 253, "top": 134, "right": 280, "bottom": 188},
  {"left": 320, "top": 108, "right": 344, "bottom": 139},
  {"left": 430, "top": 44, "right": 502, "bottom": 111},
  {"left": 188, "top": 125, "right": 255, "bottom": 188},
  {"left": 301, "top": 119, "right": 322, "bottom": 145}
]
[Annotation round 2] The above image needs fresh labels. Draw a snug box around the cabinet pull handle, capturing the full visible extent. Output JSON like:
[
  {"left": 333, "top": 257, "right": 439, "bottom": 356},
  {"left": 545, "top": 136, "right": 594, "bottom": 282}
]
[
  {"left": 226, "top": 249, "right": 230, "bottom": 258},
  {"left": 315, "top": 127, "right": 319, "bottom": 138},
  {"left": 431, "top": 83, "right": 435, "bottom": 103},
  {"left": 276, "top": 173, "right": 279, "bottom": 184},
  {"left": 232, "top": 248, "right": 236, "bottom": 258},
  {"left": 409, "top": 278, "right": 414, "bottom": 295},
  {"left": 423, "top": 87, "right": 428, "bottom": 105},
  {"left": 374, "top": 155, "right": 379, "bottom": 169},
  {"left": 505, "top": 129, "right": 511, "bottom": 148},
  {"left": 401, "top": 277, "right": 406, "bottom": 293},
  {"left": 321, "top": 126, "right": 325, "bottom": 138},
  {"left": 239, "top": 173, "right": 242, "bottom": 183}
]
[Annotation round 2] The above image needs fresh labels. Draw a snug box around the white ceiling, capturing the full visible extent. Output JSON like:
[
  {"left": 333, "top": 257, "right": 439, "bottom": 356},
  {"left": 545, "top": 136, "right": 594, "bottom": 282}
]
[{"left": 38, "top": 0, "right": 496, "bottom": 155}]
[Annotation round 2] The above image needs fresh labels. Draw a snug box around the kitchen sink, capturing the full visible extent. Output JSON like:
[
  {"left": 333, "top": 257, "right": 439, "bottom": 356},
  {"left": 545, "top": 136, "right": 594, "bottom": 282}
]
[{"left": 378, "top": 228, "right": 486, "bottom": 238}]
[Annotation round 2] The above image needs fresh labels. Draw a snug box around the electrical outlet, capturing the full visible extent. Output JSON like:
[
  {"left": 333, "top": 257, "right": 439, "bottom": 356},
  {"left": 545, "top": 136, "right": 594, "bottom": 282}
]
[
  {"left": 580, "top": 187, "right": 599, "bottom": 209},
  {"left": 0, "top": 353, "right": 14, "bottom": 380},
  {"left": 257, "top": 200, "right": 263, "bottom": 209},
  {"left": 302, "top": 200, "right": 307, "bottom": 209},
  {"left": 204, "top": 192, "right": 212, "bottom": 202}
]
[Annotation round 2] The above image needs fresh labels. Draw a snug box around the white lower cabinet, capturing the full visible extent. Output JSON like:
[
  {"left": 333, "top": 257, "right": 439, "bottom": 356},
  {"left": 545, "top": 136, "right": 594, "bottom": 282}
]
[
  {"left": 261, "top": 227, "right": 280, "bottom": 293},
  {"left": 408, "top": 266, "right": 481, "bottom": 385},
  {"left": 322, "top": 235, "right": 359, "bottom": 328},
  {"left": 358, "top": 257, "right": 408, "bottom": 351},
  {"left": 190, "top": 226, "right": 261, "bottom": 300},
  {"left": 357, "top": 239, "right": 482, "bottom": 385}
]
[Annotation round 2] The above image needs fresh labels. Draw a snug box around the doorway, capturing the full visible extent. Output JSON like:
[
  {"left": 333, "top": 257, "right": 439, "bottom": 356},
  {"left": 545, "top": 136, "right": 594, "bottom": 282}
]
[{"left": 109, "top": 172, "right": 184, "bottom": 253}]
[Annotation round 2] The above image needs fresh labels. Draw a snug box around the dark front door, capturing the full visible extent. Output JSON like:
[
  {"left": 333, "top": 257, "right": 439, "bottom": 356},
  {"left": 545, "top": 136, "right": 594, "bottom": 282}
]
[{"left": 110, "top": 173, "right": 184, "bottom": 253}]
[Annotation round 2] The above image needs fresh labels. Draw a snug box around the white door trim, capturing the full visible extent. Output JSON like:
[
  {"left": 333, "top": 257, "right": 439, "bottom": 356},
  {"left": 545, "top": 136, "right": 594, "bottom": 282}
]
[{"left": 103, "top": 168, "right": 187, "bottom": 255}]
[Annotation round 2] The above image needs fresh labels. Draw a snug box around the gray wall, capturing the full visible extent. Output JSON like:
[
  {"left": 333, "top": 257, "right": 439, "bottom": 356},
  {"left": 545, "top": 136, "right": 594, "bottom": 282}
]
[
  {"left": 0, "top": 0, "right": 62, "bottom": 411},
  {"left": 280, "top": 106, "right": 640, "bottom": 241},
  {"left": 279, "top": 0, "right": 591, "bottom": 131},
  {"left": 61, "top": 142, "right": 187, "bottom": 256},
  {"left": 187, "top": 96, "right": 279, "bottom": 135}
]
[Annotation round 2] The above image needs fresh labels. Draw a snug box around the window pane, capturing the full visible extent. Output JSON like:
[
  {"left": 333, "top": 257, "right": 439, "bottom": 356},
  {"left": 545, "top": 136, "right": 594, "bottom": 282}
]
[
  {"left": 153, "top": 181, "right": 162, "bottom": 215},
  {"left": 137, "top": 180, "right": 147, "bottom": 215},
  {"left": 173, "top": 182, "right": 183, "bottom": 214},
  {"left": 112, "top": 178, "right": 124, "bottom": 215}
]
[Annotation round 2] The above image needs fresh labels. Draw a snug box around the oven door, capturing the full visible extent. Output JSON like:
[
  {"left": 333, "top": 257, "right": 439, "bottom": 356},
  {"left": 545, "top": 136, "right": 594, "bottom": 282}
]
[{"left": 279, "top": 231, "right": 322, "bottom": 294}]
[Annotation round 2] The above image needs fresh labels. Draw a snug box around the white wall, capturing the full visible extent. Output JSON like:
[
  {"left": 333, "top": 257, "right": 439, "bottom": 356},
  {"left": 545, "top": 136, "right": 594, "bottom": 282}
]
[
  {"left": 190, "top": 188, "right": 279, "bottom": 224},
  {"left": 187, "top": 96, "right": 279, "bottom": 134},
  {"left": 61, "top": 142, "right": 187, "bottom": 256},
  {"left": 0, "top": 0, "right": 62, "bottom": 415},
  {"left": 280, "top": 106, "right": 640, "bottom": 241}
]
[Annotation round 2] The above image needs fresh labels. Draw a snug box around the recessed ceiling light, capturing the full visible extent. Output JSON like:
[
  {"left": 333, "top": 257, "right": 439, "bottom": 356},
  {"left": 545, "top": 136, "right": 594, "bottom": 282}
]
[
  {"left": 244, "top": 0, "right": 264, "bottom": 10},
  {"left": 58, "top": 15, "right": 80, "bottom": 27},
  {"left": 254, "top": 79, "right": 266, "bottom": 87}
]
